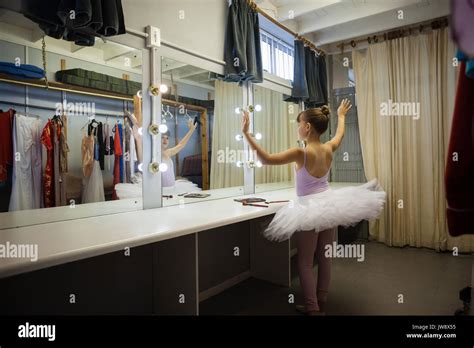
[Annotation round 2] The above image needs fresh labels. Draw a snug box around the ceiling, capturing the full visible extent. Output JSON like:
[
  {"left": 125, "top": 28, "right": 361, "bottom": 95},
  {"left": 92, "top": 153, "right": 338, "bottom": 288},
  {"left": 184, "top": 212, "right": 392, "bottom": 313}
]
[
  {"left": 161, "top": 57, "right": 215, "bottom": 90},
  {"left": 255, "top": 0, "right": 450, "bottom": 48}
]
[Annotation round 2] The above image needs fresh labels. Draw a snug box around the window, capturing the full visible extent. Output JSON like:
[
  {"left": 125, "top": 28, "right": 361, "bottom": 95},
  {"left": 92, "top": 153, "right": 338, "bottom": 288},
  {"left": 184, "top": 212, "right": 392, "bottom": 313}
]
[{"left": 260, "top": 30, "right": 294, "bottom": 81}]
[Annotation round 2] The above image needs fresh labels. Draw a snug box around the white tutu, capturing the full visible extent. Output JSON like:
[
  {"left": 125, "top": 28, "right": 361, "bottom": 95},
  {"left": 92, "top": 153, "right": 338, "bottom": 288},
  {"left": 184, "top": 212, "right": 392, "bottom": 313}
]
[
  {"left": 263, "top": 179, "right": 387, "bottom": 242},
  {"left": 163, "top": 179, "right": 202, "bottom": 195},
  {"left": 82, "top": 161, "right": 105, "bottom": 204}
]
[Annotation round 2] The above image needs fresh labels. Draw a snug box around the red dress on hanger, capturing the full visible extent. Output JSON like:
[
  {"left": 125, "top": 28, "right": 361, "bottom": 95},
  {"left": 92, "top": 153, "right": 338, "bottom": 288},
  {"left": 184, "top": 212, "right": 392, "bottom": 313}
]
[
  {"left": 112, "top": 123, "right": 123, "bottom": 200},
  {"left": 41, "top": 119, "right": 55, "bottom": 208}
]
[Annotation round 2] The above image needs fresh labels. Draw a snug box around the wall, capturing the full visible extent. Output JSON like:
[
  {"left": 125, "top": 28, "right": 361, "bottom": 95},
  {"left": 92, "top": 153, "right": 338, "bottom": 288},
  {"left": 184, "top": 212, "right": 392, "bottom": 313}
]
[
  {"left": 331, "top": 52, "right": 353, "bottom": 89},
  {"left": 122, "top": 0, "right": 228, "bottom": 64}
]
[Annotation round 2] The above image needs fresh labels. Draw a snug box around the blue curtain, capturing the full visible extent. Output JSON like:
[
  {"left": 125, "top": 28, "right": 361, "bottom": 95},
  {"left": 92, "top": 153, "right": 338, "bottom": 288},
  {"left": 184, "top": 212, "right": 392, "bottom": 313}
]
[
  {"left": 285, "top": 40, "right": 328, "bottom": 107},
  {"left": 0, "top": 0, "right": 126, "bottom": 46},
  {"left": 221, "top": 0, "right": 263, "bottom": 84}
]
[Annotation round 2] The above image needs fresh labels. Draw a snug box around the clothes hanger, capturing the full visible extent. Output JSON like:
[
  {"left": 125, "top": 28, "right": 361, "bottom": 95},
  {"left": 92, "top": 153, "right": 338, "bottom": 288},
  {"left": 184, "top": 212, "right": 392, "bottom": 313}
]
[
  {"left": 166, "top": 105, "right": 174, "bottom": 119},
  {"left": 184, "top": 108, "right": 192, "bottom": 122},
  {"left": 80, "top": 116, "right": 96, "bottom": 131}
]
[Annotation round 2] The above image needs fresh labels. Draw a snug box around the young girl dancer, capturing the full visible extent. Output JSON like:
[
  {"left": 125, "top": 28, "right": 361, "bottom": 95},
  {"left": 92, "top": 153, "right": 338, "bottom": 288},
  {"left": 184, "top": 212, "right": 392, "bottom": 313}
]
[
  {"left": 242, "top": 99, "right": 386, "bottom": 315},
  {"left": 161, "top": 118, "right": 202, "bottom": 194}
]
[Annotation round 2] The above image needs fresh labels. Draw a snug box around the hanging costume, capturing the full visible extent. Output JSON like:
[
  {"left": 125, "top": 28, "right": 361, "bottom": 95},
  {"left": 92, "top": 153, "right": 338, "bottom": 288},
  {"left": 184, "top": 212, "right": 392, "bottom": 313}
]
[
  {"left": 41, "top": 119, "right": 55, "bottom": 208},
  {"left": 263, "top": 146, "right": 386, "bottom": 242},
  {"left": 112, "top": 123, "right": 123, "bottom": 200},
  {"left": 9, "top": 114, "right": 42, "bottom": 211},
  {"left": 81, "top": 122, "right": 104, "bottom": 204},
  {"left": 0, "top": 109, "right": 14, "bottom": 212}
]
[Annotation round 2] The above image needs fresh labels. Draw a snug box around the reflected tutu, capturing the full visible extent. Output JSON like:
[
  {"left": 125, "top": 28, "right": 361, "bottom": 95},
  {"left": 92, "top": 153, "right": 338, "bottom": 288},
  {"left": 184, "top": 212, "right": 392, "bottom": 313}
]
[
  {"left": 163, "top": 179, "right": 202, "bottom": 195},
  {"left": 263, "top": 179, "right": 387, "bottom": 242},
  {"left": 115, "top": 178, "right": 202, "bottom": 199}
]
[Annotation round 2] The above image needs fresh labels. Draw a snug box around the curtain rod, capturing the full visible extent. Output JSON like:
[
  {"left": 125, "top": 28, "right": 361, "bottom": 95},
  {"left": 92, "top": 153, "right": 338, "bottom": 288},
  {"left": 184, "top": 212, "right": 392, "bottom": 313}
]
[
  {"left": 2, "top": 100, "right": 127, "bottom": 117},
  {"left": 246, "top": 0, "right": 325, "bottom": 55},
  {"left": 162, "top": 98, "right": 207, "bottom": 112},
  {"left": 336, "top": 16, "right": 449, "bottom": 52},
  {"left": 0, "top": 75, "right": 135, "bottom": 101}
]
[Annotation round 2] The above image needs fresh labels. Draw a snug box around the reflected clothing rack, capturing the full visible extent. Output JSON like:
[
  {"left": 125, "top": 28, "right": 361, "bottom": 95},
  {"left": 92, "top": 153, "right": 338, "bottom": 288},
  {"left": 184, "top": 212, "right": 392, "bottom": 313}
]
[{"left": 2, "top": 100, "right": 126, "bottom": 118}]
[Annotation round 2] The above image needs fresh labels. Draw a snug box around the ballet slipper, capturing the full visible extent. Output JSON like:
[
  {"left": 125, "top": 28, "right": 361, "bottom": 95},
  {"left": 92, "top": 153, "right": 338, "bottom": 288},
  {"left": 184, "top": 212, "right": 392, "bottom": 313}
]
[
  {"left": 296, "top": 304, "right": 326, "bottom": 316},
  {"left": 295, "top": 304, "right": 307, "bottom": 314},
  {"left": 318, "top": 301, "right": 327, "bottom": 313}
]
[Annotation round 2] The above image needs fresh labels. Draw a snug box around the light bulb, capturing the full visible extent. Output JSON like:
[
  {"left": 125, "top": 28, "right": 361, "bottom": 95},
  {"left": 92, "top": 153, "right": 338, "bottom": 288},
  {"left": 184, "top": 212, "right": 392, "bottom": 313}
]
[
  {"left": 159, "top": 124, "right": 168, "bottom": 133},
  {"left": 159, "top": 163, "right": 168, "bottom": 172},
  {"left": 138, "top": 163, "right": 143, "bottom": 172},
  {"left": 235, "top": 107, "right": 241, "bottom": 114},
  {"left": 138, "top": 127, "right": 143, "bottom": 136},
  {"left": 255, "top": 104, "right": 262, "bottom": 112},
  {"left": 235, "top": 134, "right": 243, "bottom": 141},
  {"left": 256, "top": 161, "right": 263, "bottom": 168},
  {"left": 136, "top": 90, "right": 142, "bottom": 98},
  {"left": 236, "top": 161, "right": 244, "bottom": 168},
  {"left": 255, "top": 132, "right": 262, "bottom": 140},
  {"left": 159, "top": 84, "right": 169, "bottom": 93}
]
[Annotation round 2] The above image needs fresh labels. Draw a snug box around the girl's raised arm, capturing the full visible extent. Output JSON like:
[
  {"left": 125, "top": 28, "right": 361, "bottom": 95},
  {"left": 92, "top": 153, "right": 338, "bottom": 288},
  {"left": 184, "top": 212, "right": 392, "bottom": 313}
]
[{"left": 326, "top": 98, "right": 351, "bottom": 152}]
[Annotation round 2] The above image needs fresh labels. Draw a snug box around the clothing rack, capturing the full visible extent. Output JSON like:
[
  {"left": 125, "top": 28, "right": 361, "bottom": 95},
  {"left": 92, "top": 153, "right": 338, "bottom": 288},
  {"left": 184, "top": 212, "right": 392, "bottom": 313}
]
[{"left": 2, "top": 100, "right": 126, "bottom": 118}]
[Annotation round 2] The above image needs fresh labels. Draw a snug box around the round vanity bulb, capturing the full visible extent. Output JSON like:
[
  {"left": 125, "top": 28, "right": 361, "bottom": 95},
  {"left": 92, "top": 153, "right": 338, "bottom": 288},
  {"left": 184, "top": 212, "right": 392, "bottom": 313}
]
[
  {"left": 159, "top": 84, "right": 169, "bottom": 93},
  {"left": 235, "top": 107, "right": 241, "bottom": 114},
  {"left": 255, "top": 132, "right": 262, "bottom": 140},
  {"left": 256, "top": 161, "right": 263, "bottom": 168},
  {"left": 236, "top": 161, "right": 244, "bottom": 168},
  {"left": 235, "top": 134, "right": 243, "bottom": 141},
  {"left": 159, "top": 163, "right": 168, "bottom": 172},
  {"left": 159, "top": 124, "right": 168, "bottom": 133},
  {"left": 255, "top": 104, "right": 262, "bottom": 112},
  {"left": 138, "top": 127, "right": 143, "bottom": 136},
  {"left": 138, "top": 163, "right": 143, "bottom": 172}
]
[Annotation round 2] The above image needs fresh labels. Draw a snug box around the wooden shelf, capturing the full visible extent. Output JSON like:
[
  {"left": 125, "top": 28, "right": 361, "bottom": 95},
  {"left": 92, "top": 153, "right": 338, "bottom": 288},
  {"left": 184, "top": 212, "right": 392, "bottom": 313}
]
[{"left": 0, "top": 73, "right": 135, "bottom": 101}]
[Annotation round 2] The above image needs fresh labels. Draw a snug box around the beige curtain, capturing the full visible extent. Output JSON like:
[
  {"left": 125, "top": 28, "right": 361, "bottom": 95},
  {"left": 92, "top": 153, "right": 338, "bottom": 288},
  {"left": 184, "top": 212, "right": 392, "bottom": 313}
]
[
  {"left": 210, "top": 80, "right": 244, "bottom": 189},
  {"left": 353, "top": 27, "right": 474, "bottom": 252},
  {"left": 253, "top": 85, "right": 299, "bottom": 186}
]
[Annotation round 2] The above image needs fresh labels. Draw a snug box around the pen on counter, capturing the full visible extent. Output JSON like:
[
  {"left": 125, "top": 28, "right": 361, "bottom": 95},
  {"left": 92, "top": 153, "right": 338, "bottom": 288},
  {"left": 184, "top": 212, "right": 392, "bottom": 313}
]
[
  {"left": 265, "top": 200, "right": 290, "bottom": 204},
  {"left": 163, "top": 195, "right": 173, "bottom": 199},
  {"left": 243, "top": 202, "right": 269, "bottom": 208}
]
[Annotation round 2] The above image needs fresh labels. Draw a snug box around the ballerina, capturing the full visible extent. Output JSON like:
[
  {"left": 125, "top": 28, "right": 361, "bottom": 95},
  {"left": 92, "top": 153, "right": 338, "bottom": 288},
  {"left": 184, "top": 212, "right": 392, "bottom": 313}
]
[
  {"left": 242, "top": 99, "right": 386, "bottom": 315},
  {"left": 161, "top": 118, "right": 202, "bottom": 195}
]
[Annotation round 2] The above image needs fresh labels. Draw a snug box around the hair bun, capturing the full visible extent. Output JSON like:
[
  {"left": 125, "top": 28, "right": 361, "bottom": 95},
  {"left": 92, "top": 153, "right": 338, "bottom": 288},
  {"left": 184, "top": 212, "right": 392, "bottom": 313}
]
[{"left": 320, "top": 105, "right": 330, "bottom": 116}]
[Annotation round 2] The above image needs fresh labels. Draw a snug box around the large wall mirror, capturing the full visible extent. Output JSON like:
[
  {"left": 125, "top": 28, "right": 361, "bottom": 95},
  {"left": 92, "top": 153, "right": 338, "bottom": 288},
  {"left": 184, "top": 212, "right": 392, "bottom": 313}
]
[
  {"left": 0, "top": 13, "right": 144, "bottom": 229},
  {"left": 253, "top": 84, "right": 300, "bottom": 193},
  {"left": 159, "top": 57, "right": 244, "bottom": 207}
]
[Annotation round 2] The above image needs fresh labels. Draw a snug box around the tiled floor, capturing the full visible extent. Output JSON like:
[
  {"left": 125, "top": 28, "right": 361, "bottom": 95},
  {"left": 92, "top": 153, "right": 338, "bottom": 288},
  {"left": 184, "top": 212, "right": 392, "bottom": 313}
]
[{"left": 200, "top": 241, "right": 473, "bottom": 315}]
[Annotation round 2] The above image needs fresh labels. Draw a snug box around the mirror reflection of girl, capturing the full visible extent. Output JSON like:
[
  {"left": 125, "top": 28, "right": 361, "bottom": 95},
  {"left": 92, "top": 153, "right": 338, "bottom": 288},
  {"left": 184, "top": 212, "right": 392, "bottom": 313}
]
[
  {"left": 242, "top": 100, "right": 386, "bottom": 315},
  {"left": 161, "top": 119, "right": 201, "bottom": 193}
]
